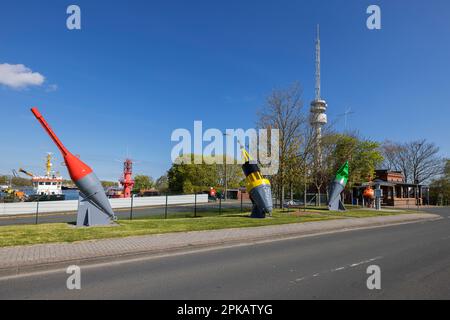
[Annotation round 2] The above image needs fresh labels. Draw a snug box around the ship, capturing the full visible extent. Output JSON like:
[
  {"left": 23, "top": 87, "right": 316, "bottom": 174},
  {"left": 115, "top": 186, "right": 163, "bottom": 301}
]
[{"left": 25, "top": 153, "right": 66, "bottom": 202}]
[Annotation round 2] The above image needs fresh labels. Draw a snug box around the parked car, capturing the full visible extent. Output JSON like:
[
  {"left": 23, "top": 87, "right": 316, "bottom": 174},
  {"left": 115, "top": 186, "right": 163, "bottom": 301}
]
[{"left": 283, "top": 200, "right": 303, "bottom": 208}]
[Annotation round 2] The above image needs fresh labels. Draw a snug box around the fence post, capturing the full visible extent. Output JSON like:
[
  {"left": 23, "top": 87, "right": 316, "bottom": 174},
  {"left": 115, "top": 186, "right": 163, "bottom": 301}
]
[
  {"left": 129, "top": 194, "right": 134, "bottom": 220},
  {"left": 219, "top": 197, "right": 222, "bottom": 215},
  {"left": 194, "top": 193, "right": 197, "bottom": 217},
  {"left": 35, "top": 198, "right": 40, "bottom": 225},
  {"left": 165, "top": 193, "right": 168, "bottom": 219},
  {"left": 240, "top": 193, "right": 243, "bottom": 213},
  {"left": 304, "top": 192, "right": 307, "bottom": 212}
]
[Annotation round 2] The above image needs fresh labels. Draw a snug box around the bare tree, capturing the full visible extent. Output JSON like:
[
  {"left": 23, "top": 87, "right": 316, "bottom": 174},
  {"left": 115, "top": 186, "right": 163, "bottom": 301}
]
[
  {"left": 405, "top": 140, "right": 443, "bottom": 183},
  {"left": 381, "top": 141, "right": 404, "bottom": 171},
  {"left": 257, "top": 82, "right": 306, "bottom": 208},
  {"left": 382, "top": 139, "right": 443, "bottom": 184}
]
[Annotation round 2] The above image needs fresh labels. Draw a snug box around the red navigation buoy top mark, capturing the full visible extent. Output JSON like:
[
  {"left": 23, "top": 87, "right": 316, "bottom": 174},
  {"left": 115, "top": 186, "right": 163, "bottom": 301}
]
[{"left": 31, "top": 107, "right": 93, "bottom": 182}]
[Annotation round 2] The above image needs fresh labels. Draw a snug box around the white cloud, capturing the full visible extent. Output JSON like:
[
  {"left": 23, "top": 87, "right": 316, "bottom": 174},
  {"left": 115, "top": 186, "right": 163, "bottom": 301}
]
[{"left": 0, "top": 63, "right": 45, "bottom": 89}]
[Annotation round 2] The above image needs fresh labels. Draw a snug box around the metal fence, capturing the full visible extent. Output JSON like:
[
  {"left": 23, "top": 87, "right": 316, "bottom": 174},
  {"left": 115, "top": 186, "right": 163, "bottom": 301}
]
[
  {"left": 272, "top": 193, "right": 329, "bottom": 208},
  {"left": 6, "top": 191, "right": 442, "bottom": 227},
  {"left": 0, "top": 193, "right": 255, "bottom": 226}
]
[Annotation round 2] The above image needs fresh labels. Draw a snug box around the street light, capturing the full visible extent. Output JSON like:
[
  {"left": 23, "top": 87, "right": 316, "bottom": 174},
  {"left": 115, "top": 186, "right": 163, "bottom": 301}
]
[
  {"left": 223, "top": 132, "right": 228, "bottom": 201},
  {"left": 414, "top": 179, "right": 420, "bottom": 208}
]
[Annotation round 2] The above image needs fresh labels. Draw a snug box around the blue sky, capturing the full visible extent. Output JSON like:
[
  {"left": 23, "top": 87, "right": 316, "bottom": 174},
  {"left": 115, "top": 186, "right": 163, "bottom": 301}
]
[{"left": 0, "top": 0, "right": 449, "bottom": 181}]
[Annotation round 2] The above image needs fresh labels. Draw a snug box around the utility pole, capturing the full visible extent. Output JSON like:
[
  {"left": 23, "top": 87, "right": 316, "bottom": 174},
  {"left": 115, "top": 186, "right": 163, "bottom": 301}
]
[
  {"left": 224, "top": 160, "right": 227, "bottom": 201},
  {"left": 415, "top": 179, "right": 420, "bottom": 208},
  {"left": 304, "top": 164, "right": 307, "bottom": 212},
  {"left": 223, "top": 132, "right": 228, "bottom": 201}
]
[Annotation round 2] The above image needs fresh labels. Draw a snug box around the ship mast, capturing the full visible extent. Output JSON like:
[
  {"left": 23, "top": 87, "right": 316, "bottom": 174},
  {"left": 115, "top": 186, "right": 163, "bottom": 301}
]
[{"left": 46, "top": 153, "right": 53, "bottom": 176}]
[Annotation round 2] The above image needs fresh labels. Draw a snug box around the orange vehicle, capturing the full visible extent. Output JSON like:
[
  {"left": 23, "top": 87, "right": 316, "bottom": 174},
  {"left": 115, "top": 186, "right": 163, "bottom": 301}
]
[
  {"left": 363, "top": 186, "right": 375, "bottom": 199},
  {"left": 1, "top": 188, "right": 26, "bottom": 202}
]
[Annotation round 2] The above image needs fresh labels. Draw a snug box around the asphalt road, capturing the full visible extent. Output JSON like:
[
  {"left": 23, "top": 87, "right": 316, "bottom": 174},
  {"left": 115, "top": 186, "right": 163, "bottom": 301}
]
[
  {"left": 0, "top": 207, "right": 449, "bottom": 299},
  {"left": 0, "top": 200, "right": 253, "bottom": 226}
]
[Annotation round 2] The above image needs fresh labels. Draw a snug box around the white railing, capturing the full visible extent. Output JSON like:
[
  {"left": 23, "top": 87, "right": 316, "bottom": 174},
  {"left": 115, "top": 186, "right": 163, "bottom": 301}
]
[{"left": 0, "top": 194, "right": 208, "bottom": 216}]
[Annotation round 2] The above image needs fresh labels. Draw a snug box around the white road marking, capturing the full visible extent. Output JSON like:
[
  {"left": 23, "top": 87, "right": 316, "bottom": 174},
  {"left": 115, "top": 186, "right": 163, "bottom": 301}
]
[
  {"left": 350, "top": 256, "right": 382, "bottom": 267},
  {"left": 292, "top": 256, "right": 383, "bottom": 283},
  {"left": 332, "top": 267, "right": 345, "bottom": 272}
]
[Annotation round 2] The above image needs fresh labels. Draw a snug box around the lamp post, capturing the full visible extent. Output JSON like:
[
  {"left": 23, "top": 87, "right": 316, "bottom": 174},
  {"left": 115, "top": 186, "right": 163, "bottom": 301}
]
[
  {"left": 223, "top": 132, "right": 228, "bottom": 201},
  {"left": 304, "top": 161, "right": 307, "bottom": 212},
  {"left": 414, "top": 179, "right": 420, "bottom": 208}
]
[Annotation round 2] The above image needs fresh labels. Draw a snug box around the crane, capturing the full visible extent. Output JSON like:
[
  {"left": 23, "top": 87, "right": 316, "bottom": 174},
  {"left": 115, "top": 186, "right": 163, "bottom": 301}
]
[
  {"left": 1, "top": 170, "right": 26, "bottom": 201},
  {"left": 18, "top": 168, "right": 34, "bottom": 177},
  {"left": 11, "top": 169, "right": 18, "bottom": 178}
]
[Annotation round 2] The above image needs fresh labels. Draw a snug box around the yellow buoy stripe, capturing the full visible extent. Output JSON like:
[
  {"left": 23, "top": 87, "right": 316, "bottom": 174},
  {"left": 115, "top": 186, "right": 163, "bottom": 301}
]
[
  {"left": 245, "top": 172, "right": 271, "bottom": 191},
  {"left": 241, "top": 147, "right": 251, "bottom": 162}
]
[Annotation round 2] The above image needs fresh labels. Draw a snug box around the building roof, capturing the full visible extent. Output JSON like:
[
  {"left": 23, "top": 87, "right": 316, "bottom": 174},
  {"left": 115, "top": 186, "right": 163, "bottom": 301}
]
[
  {"left": 376, "top": 169, "right": 403, "bottom": 174},
  {"left": 357, "top": 180, "right": 427, "bottom": 188}
]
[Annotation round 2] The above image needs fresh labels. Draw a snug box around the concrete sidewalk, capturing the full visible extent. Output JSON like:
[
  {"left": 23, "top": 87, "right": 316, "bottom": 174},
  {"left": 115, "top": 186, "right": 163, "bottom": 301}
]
[{"left": 0, "top": 213, "right": 440, "bottom": 276}]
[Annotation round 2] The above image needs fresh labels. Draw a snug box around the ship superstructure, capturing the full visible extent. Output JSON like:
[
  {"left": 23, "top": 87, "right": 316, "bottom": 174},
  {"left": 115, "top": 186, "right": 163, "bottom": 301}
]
[{"left": 28, "top": 153, "right": 65, "bottom": 201}]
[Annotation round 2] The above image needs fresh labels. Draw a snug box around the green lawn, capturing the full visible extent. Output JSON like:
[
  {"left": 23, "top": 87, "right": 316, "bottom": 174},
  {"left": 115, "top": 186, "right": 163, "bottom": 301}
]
[
  {"left": 294, "top": 207, "right": 415, "bottom": 218},
  {"left": 0, "top": 208, "right": 417, "bottom": 248}
]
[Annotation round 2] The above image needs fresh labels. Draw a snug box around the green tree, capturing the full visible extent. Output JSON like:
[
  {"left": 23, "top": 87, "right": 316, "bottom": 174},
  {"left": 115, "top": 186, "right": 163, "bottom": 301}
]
[
  {"left": 167, "top": 155, "right": 216, "bottom": 194},
  {"left": 0, "top": 175, "right": 9, "bottom": 185},
  {"left": 2, "top": 176, "right": 33, "bottom": 187},
  {"left": 330, "top": 134, "right": 384, "bottom": 188},
  {"left": 216, "top": 155, "right": 245, "bottom": 189},
  {"left": 101, "top": 181, "right": 118, "bottom": 188},
  {"left": 324, "top": 134, "right": 383, "bottom": 188},
  {"left": 429, "top": 159, "right": 450, "bottom": 205},
  {"left": 429, "top": 178, "right": 450, "bottom": 205},
  {"left": 167, "top": 154, "right": 243, "bottom": 194},
  {"left": 155, "top": 174, "right": 169, "bottom": 193},
  {"left": 444, "top": 159, "right": 450, "bottom": 178},
  {"left": 133, "top": 175, "right": 154, "bottom": 192}
]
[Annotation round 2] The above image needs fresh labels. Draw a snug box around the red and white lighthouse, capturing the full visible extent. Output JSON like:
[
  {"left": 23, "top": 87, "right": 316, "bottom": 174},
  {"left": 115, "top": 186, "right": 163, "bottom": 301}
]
[{"left": 119, "top": 159, "right": 134, "bottom": 198}]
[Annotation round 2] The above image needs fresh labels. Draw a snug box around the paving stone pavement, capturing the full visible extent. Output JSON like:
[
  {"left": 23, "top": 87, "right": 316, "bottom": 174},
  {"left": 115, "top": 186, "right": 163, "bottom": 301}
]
[{"left": 0, "top": 213, "right": 439, "bottom": 274}]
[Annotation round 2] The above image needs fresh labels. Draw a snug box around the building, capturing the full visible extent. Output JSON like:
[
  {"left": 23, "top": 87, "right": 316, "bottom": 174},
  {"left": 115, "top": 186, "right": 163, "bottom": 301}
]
[
  {"left": 353, "top": 170, "right": 428, "bottom": 207},
  {"left": 224, "top": 188, "right": 250, "bottom": 201}
]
